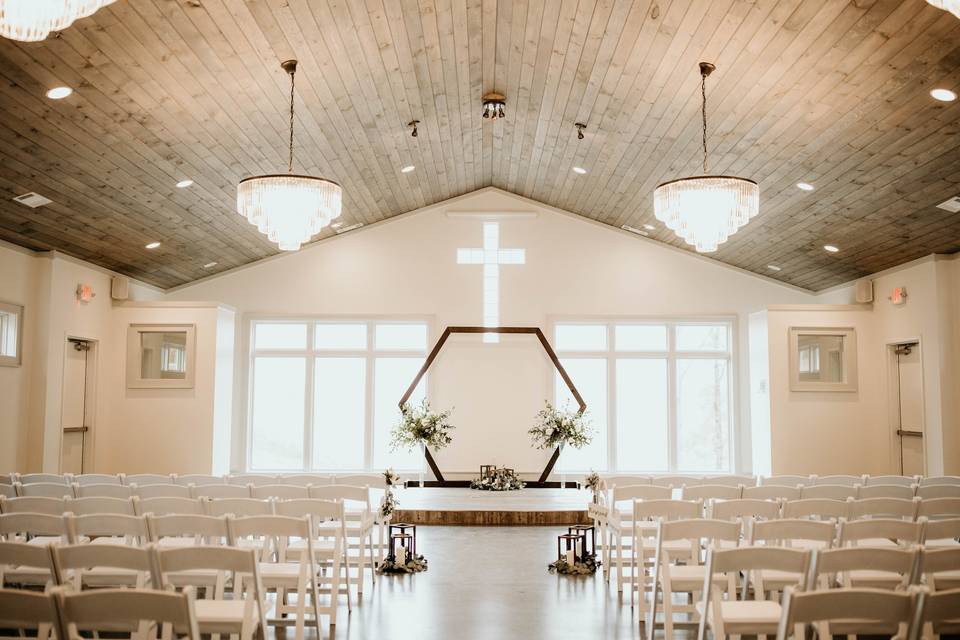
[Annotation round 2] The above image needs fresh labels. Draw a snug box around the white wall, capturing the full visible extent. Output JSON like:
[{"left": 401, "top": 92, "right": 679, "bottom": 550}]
[{"left": 168, "top": 188, "right": 817, "bottom": 474}]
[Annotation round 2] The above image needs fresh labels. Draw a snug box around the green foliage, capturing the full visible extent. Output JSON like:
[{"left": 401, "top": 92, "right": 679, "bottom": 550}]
[
  {"left": 390, "top": 399, "right": 455, "bottom": 451},
  {"left": 528, "top": 401, "right": 593, "bottom": 450}
]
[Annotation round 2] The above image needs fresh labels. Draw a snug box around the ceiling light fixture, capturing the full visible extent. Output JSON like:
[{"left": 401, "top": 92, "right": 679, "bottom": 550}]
[
  {"left": 767, "top": 264, "right": 782, "bottom": 272},
  {"left": 0, "top": 0, "right": 116, "bottom": 42},
  {"left": 824, "top": 245, "right": 839, "bottom": 253},
  {"left": 236, "top": 60, "right": 342, "bottom": 252},
  {"left": 926, "top": 0, "right": 960, "bottom": 19},
  {"left": 45, "top": 86, "right": 72, "bottom": 99},
  {"left": 145, "top": 242, "right": 161, "bottom": 249},
  {"left": 796, "top": 182, "right": 815, "bottom": 191},
  {"left": 334, "top": 222, "right": 364, "bottom": 234},
  {"left": 481, "top": 92, "right": 506, "bottom": 119},
  {"left": 408, "top": 120, "right": 419, "bottom": 137},
  {"left": 203, "top": 262, "right": 218, "bottom": 269},
  {"left": 654, "top": 62, "right": 759, "bottom": 253},
  {"left": 575, "top": 122, "right": 586, "bottom": 140},
  {"left": 176, "top": 179, "right": 193, "bottom": 188},
  {"left": 621, "top": 224, "right": 649, "bottom": 237},
  {"left": 572, "top": 166, "right": 587, "bottom": 175},
  {"left": 930, "top": 88, "right": 957, "bottom": 102},
  {"left": 400, "top": 165, "right": 415, "bottom": 174}
]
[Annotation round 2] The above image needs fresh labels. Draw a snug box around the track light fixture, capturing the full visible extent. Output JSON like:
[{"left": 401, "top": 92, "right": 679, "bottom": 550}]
[
  {"left": 408, "top": 120, "right": 419, "bottom": 137},
  {"left": 575, "top": 122, "right": 586, "bottom": 140}
]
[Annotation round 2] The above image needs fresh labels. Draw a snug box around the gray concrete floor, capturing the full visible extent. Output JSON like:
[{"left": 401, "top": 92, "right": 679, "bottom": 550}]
[{"left": 314, "top": 525, "right": 643, "bottom": 640}]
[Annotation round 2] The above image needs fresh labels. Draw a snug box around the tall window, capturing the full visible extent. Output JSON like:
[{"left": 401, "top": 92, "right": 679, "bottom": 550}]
[
  {"left": 248, "top": 320, "right": 428, "bottom": 472},
  {"left": 554, "top": 320, "right": 734, "bottom": 473}
]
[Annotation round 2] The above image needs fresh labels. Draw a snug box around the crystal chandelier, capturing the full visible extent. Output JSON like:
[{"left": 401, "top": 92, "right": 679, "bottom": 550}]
[
  {"left": 927, "top": 0, "right": 960, "bottom": 18},
  {"left": 654, "top": 62, "right": 759, "bottom": 253},
  {"left": 0, "top": 0, "right": 115, "bottom": 42},
  {"left": 237, "top": 60, "right": 341, "bottom": 252},
  {"left": 482, "top": 92, "right": 506, "bottom": 119}
]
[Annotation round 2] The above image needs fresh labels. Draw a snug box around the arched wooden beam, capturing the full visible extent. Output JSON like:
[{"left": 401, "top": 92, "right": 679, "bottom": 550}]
[{"left": 398, "top": 326, "right": 586, "bottom": 485}]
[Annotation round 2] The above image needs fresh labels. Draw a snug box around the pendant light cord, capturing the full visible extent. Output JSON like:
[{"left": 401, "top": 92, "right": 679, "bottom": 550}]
[
  {"left": 701, "top": 70, "right": 708, "bottom": 174},
  {"left": 288, "top": 67, "right": 296, "bottom": 173}
]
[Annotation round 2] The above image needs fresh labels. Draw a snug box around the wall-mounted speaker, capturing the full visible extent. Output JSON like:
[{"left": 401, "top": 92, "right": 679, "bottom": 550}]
[
  {"left": 111, "top": 275, "right": 129, "bottom": 301},
  {"left": 854, "top": 279, "right": 873, "bottom": 304}
]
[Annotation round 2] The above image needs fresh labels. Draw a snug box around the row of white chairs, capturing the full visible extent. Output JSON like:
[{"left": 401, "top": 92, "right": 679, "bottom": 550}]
[
  {"left": 2, "top": 480, "right": 386, "bottom": 501},
  {"left": 602, "top": 480, "right": 960, "bottom": 502},
  {"left": 1, "top": 472, "right": 394, "bottom": 488},
  {"left": 1, "top": 510, "right": 351, "bottom": 639},
  {"left": 598, "top": 473, "right": 960, "bottom": 488}
]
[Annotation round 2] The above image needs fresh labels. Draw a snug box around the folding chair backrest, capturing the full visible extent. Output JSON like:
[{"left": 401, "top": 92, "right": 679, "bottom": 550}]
[
  {"left": 227, "top": 474, "right": 277, "bottom": 487},
  {"left": 812, "top": 547, "right": 918, "bottom": 588},
  {"left": 838, "top": 518, "right": 924, "bottom": 547},
  {"left": 681, "top": 484, "right": 742, "bottom": 501},
  {"left": 205, "top": 498, "right": 273, "bottom": 517},
  {"left": 848, "top": 497, "right": 919, "bottom": 521},
  {"left": 0, "top": 496, "right": 65, "bottom": 515},
  {"left": 711, "top": 498, "right": 781, "bottom": 522},
  {"left": 611, "top": 484, "right": 672, "bottom": 505},
  {"left": 0, "top": 541, "right": 57, "bottom": 584},
  {"left": 226, "top": 514, "right": 313, "bottom": 559},
  {"left": 274, "top": 498, "right": 344, "bottom": 524},
  {"left": 66, "top": 514, "right": 149, "bottom": 543},
  {"left": 17, "top": 483, "right": 74, "bottom": 499},
  {"left": 918, "top": 498, "right": 960, "bottom": 519},
  {"left": 867, "top": 475, "right": 919, "bottom": 487},
  {"left": 74, "top": 483, "right": 132, "bottom": 499},
  {"left": 135, "top": 497, "right": 205, "bottom": 516},
  {"left": 0, "top": 513, "right": 66, "bottom": 541},
  {"left": 651, "top": 475, "right": 701, "bottom": 488},
  {"left": 658, "top": 518, "right": 742, "bottom": 553},
  {"left": 709, "top": 545, "right": 811, "bottom": 577},
  {"left": 923, "top": 518, "right": 960, "bottom": 546},
  {"left": 191, "top": 484, "right": 250, "bottom": 499},
  {"left": 308, "top": 484, "right": 371, "bottom": 510},
  {"left": 56, "top": 587, "right": 201, "bottom": 639},
  {"left": 134, "top": 484, "right": 191, "bottom": 499},
  {"left": 335, "top": 474, "right": 387, "bottom": 488},
  {"left": 776, "top": 586, "right": 918, "bottom": 640},
  {"left": 703, "top": 475, "right": 756, "bottom": 488},
  {"left": 65, "top": 497, "right": 135, "bottom": 516},
  {"left": 920, "top": 547, "right": 960, "bottom": 583},
  {"left": 633, "top": 499, "right": 703, "bottom": 521},
  {"left": 175, "top": 474, "right": 223, "bottom": 487},
  {"left": 250, "top": 484, "right": 309, "bottom": 500},
  {"left": 19, "top": 474, "right": 69, "bottom": 485},
  {"left": 815, "top": 475, "right": 865, "bottom": 487},
  {"left": 153, "top": 544, "right": 258, "bottom": 583},
  {"left": 147, "top": 514, "right": 230, "bottom": 545},
  {"left": 743, "top": 485, "right": 801, "bottom": 501},
  {"left": 0, "top": 485, "right": 14, "bottom": 499},
  {"left": 277, "top": 474, "right": 335, "bottom": 487},
  {"left": 783, "top": 498, "right": 850, "bottom": 520},
  {"left": 123, "top": 474, "right": 174, "bottom": 486},
  {"left": 922, "top": 588, "right": 960, "bottom": 636},
  {"left": 750, "top": 518, "right": 836, "bottom": 548},
  {"left": 761, "top": 475, "right": 812, "bottom": 487},
  {"left": 53, "top": 543, "right": 153, "bottom": 581},
  {"left": 73, "top": 474, "right": 121, "bottom": 486},
  {"left": 918, "top": 484, "right": 960, "bottom": 500},
  {"left": 857, "top": 484, "right": 916, "bottom": 500},
  {"left": 0, "top": 589, "right": 58, "bottom": 633},
  {"left": 920, "top": 476, "right": 960, "bottom": 486},
  {"left": 802, "top": 484, "right": 859, "bottom": 500},
  {"left": 603, "top": 475, "right": 652, "bottom": 490}
]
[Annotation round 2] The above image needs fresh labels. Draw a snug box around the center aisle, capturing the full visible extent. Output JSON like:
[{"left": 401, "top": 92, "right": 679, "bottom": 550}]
[{"left": 337, "top": 526, "right": 640, "bottom": 639}]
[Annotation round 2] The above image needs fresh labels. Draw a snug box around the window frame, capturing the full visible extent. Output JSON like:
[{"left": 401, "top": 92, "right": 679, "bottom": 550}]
[
  {"left": 242, "top": 315, "right": 432, "bottom": 473},
  {"left": 549, "top": 316, "right": 736, "bottom": 473}
]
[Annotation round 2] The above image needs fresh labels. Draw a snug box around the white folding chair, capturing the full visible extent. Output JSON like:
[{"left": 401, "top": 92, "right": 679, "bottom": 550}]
[
  {"left": 18, "top": 474, "right": 70, "bottom": 486},
  {"left": 919, "top": 485, "right": 960, "bottom": 500},
  {"left": 65, "top": 513, "right": 149, "bottom": 547},
  {"left": 226, "top": 515, "right": 324, "bottom": 640},
  {"left": 710, "top": 499, "right": 781, "bottom": 542},
  {"left": 646, "top": 518, "right": 741, "bottom": 640},
  {"left": 205, "top": 498, "right": 274, "bottom": 518},
  {"left": 0, "top": 588, "right": 58, "bottom": 640},
  {"left": 921, "top": 476, "right": 960, "bottom": 486},
  {"left": 652, "top": 475, "right": 702, "bottom": 488},
  {"left": 147, "top": 514, "right": 230, "bottom": 548},
  {"left": 919, "top": 498, "right": 960, "bottom": 520},
  {"left": 801, "top": 484, "right": 859, "bottom": 501},
  {"left": 867, "top": 475, "right": 920, "bottom": 487},
  {"left": 192, "top": 484, "right": 250, "bottom": 499},
  {"left": 858, "top": 484, "right": 917, "bottom": 500},
  {"left": 815, "top": 475, "right": 865, "bottom": 487},
  {"left": 0, "top": 513, "right": 68, "bottom": 546},
  {"left": 744, "top": 485, "right": 801, "bottom": 501},
  {"left": 681, "top": 484, "right": 743, "bottom": 502},
  {"left": 16, "top": 483, "right": 74, "bottom": 499},
  {"left": 749, "top": 519, "right": 836, "bottom": 593},
  {"left": 250, "top": 484, "right": 310, "bottom": 500},
  {"left": 812, "top": 546, "right": 918, "bottom": 590},
  {"left": 603, "top": 485, "right": 672, "bottom": 589},
  {"left": 136, "top": 497, "right": 205, "bottom": 517},
  {"left": 760, "top": 475, "right": 812, "bottom": 488},
  {"left": 123, "top": 473, "right": 174, "bottom": 486},
  {"left": 0, "top": 541, "right": 58, "bottom": 590},
  {"left": 630, "top": 499, "right": 704, "bottom": 606},
  {"left": 308, "top": 484, "right": 376, "bottom": 595},
  {"left": 280, "top": 474, "right": 336, "bottom": 487},
  {"left": 73, "top": 474, "right": 121, "bottom": 486},
  {"left": 153, "top": 545, "right": 268, "bottom": 640},
  {"left": 0, "top": 496, "right": 66, "bottom": 515},
  {"left": 697, "top": 546, "right": 811, "bottom": 640},
  {"left": 918, "top": 587, "right": 960, "bottom": 640},
  {"left": 134, "top": 484, "right": 191, "bottom": 499},
  {"left": 1, "top": 484, "right": 17, "bottom": 499},
  {"left": 775, "top": 585, "right": 923, "bottom": 640},
  {"left": 848, "top": 497, "right": 920, "bottom": 521},
  {"left": 920, "top": 547, "right": 960, "bottom": 591},
  {"left": 703, "top": 475, "right": 756, "bottom": 488},
  {"left": 54, "top": 585, "right": 202, "bottom": 640},
  {"left": 176, "top": 474, "right": 224, "bottom": 487},
  {"left": 603, "top": 475, "right": 653, "bottom": 489},
  {"left": 782, "top": 498, "right": 850, "bottom": 521},
  {"left": 923, "top": 518, "right": 960, "bottom": 550},
  {"left": 52, "top": 543, "right": 153, "bottom": 590},
  {"left": 73, "top": 483, "right": 133, "bottom": 499},
  {"left": 227, "top": 474, "right": 277, "bottom": 487},
  {"left": 838, "top": 517, "right": 925, "bottom": 549},
  {"left": 65, "top": 496, "right": 136, "bottom": 516}
]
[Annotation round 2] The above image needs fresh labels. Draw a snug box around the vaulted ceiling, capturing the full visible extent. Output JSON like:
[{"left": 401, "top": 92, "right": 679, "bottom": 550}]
[{"left": 0, "top": 0, "right": 958, "bottom": 290}]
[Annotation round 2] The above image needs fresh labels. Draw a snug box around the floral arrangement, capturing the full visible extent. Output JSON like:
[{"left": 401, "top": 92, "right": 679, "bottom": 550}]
[
  {"left": 528, "top": 401, "right": 593, "bottom": 450},
  {"left": 470, "top": 467, "right": 525, "bottom": 491},
  {"left": 383, "top": 468, "right": 401, "bottom": 487},
  {"left": 548, "top": 553, "right": 600, "bottom": 575},
  {"left": 584, "top": 471, "right": 601, "bottom": 495},
  {"left": 390, "top": 399, "right": 455, "bottom": 452},
  {"left": 379, "top": 489, "right": 397, "bottom": 519},
  {"left": 378, "top": 551, "right": 428, "bottom": 574}
]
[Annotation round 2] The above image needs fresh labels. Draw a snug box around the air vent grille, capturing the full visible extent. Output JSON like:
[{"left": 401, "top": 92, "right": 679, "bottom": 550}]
[
  {"left": 12, "top": 192, "right": 53, "bottom": 208},
  {"left": 935, "top": 196, "right": 960, "bottom": 213}
]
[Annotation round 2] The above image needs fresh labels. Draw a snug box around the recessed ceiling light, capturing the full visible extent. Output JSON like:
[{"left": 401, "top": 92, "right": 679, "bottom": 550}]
[
  {"left": 643, "top": 224, "right": 656, "bottom": 231},
  {"left": 823, "top": 245, "right": 839, "bottom": 253},
  {"left": 930, "top": 88, "right": 957, "bottom": 102},
  {"left": 331, "top": 222, "right": 343, "bottom": 229},
  {"left": 145, "top": 242, "right": 161, "bottom": 249},
  {"left": 572, "top": 166, "right": 587, "bottom": 174},
  {"left": 400, "top": 165, "right": 415, "bottom": 173},
  {"left": 176, "top": 179, "right": 193, "bottom": 188},
  {"left": 46, "top": 86, "right": 72, "bottom": 100},
  {"left": 203, "top": 262, "right": 218, "bottom": 269},
  {"left": 796, "top": 182, "right": 815, "bottom": 191},
  {"left": 767, "top": 264, "right": 782, "bottom": 272}
]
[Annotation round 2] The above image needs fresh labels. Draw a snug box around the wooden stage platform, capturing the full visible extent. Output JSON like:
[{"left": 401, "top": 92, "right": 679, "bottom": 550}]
[{"left": 392, "top": 487, "right": 592, "bottom": 526}]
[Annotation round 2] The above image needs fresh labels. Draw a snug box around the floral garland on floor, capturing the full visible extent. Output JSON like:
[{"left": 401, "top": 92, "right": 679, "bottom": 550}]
[
  {"left": 470, "top": 467, "right": 525, "bottom": 491},
  {"left": 376, "top": 468, "right": 428, "bottom": 575},
  {"left": 528, "top": 401, "right": 593, "bottom": 451},
  {"left": 548, "top": 553, "right": 600, "bottom": 575},
  {"left": 378, "top": 552, "right": 428, "bottom": 574}
]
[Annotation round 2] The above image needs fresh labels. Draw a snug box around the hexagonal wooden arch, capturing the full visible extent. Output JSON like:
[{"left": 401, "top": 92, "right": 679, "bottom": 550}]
[{"left": 398, "top": 326, "right": 586, "bottom": 486}]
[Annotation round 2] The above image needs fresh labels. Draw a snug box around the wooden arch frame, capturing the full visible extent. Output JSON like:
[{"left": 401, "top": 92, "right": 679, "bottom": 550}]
[{"left": 399, "top": 326, "right": 586, "bottom": 487}]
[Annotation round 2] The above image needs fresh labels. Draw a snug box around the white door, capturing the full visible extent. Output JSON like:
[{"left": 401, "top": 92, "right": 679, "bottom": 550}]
[
  {"left": 60, "top": 341, "right": 88, "bottom": 474},
  {"left": 896, "top": 345, "right": 924, "bottom": 476}
]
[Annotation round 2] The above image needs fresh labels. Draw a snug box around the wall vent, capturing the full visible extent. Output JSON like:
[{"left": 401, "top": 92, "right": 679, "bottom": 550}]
[
  {"left": 12, "top": 192, "right": 53, "bottom": 208},
  {"left": 935, "top": 196, "right": 960, "bottom": 213}
]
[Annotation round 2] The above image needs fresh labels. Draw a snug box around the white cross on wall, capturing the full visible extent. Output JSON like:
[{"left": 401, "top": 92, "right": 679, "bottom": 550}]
[{"left": 456, "top": 222, "right": 525, "bottom": 343}]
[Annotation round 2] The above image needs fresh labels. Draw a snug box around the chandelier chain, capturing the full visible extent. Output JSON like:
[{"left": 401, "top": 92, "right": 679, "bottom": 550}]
[
  {"left": 701, "top": 71, "right": 708, "bottom": 174},
  {"left": 288, "top": 66, "right": 296, "bottom": 173}
]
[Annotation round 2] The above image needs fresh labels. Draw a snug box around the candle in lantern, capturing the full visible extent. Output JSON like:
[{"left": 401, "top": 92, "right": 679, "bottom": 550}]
[{"left": 565, "top": 548, "right": 575, "bottom": 566}]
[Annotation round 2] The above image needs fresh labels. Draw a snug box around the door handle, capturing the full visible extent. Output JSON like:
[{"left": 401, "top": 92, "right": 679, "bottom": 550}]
[
  {"left": 896, "top": 429, "right": 922, "bottom": 438},
  {"left": 62, "top": 426, "right": 89, "bottom": 434}
]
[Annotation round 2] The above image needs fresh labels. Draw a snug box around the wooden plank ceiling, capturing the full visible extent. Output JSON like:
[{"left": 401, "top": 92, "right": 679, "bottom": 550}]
[{"left": 0, "top": 0, "right": 958, "bottom": 290}]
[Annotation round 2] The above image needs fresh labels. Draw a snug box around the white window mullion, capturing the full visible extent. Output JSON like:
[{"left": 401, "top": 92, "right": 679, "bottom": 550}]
[
  {"left": 606, "top": 324, "right": 616, "bottom": 472},
  {"left": 303, "top": 324, "right": 315, "bottom": 471},
  {"left": 667, "top": 323, "right": 678, "bottom": 472},
  {"left": 364, "top": 323, "right": 376, "bottom": 471}
]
